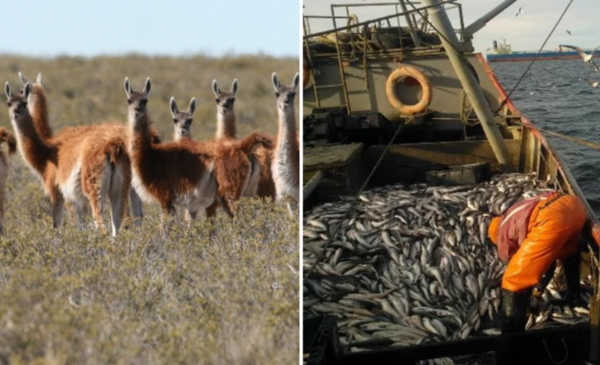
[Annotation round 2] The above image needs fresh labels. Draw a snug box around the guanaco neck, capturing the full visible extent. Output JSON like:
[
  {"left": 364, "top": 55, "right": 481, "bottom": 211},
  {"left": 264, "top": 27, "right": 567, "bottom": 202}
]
[
  {"left": 274, "top": 107, "right": 299, "bottom": 179},
  {"left": 216, "top": 111, "right": 236, "bottom": 139},
  {"left": 30, "top": 86, "right": 53, "bottom": 141},
  {"left": 129, "top": 112, "right": 153, "bottom": 163},
  {"left": 11, "top": 112, "right": 54, "bottom": 174}
]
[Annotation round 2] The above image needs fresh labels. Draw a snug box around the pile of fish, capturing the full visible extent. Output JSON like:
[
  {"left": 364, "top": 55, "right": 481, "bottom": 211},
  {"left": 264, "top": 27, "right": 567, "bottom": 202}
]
[{"left": 303, "top": 173, "right": 591, "bottom": 358}]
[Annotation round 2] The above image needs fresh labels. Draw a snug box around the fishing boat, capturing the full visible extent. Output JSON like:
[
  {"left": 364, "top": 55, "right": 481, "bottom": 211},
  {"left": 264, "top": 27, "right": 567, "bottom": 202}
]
[
  {"left": 302, "top": 0, "right": 600, "bottom": 364},
  {"left": 486, "top": 40, "right": 600, "bottom": 63}
]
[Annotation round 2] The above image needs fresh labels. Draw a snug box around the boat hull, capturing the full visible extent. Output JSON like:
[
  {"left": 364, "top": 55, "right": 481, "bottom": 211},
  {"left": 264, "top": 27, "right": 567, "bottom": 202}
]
[{"left": 302, "top": 52, "right": 600, "bottom": 364}]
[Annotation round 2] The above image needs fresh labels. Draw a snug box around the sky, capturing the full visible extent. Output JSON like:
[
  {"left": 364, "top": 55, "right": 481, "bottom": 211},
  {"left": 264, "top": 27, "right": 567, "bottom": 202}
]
[
  {"left": 0, "top": 0, "right": 300, "bottom": 57},
  {"left": 303, "top": 0, "right": 600, "bottom": 53}
]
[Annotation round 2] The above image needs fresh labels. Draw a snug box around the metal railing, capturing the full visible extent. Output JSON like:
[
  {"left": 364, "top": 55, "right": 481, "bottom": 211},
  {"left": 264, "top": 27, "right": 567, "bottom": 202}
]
[{"left": 303, "top": 0, "right": 465, "bottom": 113}]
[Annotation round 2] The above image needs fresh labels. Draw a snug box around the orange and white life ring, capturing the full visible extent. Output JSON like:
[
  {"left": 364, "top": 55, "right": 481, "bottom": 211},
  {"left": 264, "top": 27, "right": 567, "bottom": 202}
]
[{"left": 385, "top": 65, "right": 432, "bottom": 115}]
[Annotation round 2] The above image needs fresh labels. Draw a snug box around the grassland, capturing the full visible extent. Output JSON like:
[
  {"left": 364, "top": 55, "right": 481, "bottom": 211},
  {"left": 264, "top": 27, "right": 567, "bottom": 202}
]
[{"left": 0, "top": 54, "right": 299, "bottom": 364}]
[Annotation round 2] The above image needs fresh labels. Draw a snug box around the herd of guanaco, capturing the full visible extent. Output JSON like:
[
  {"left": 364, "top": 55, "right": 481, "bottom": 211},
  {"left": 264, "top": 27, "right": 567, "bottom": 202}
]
[{"left": 0, "top": 72, "right": 300, "bottom": 236}]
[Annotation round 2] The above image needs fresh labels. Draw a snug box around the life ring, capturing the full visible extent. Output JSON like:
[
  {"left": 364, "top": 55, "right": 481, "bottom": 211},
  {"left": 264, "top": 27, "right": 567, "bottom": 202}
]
[{"left": 385, "top": 65, "right": 432, "bottom": 115}]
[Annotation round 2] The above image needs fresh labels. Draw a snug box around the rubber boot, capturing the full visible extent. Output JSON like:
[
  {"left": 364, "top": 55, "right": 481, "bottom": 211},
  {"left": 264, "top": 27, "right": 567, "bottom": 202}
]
[
  {"left": 562, "top": 253, "right": 581, "bottom": 305},
  {"left": 533, "top": 261, "right": 556, "bottom": 296},
  {"left": 500, "top": 288, "right": 529, "bottom": 333}
]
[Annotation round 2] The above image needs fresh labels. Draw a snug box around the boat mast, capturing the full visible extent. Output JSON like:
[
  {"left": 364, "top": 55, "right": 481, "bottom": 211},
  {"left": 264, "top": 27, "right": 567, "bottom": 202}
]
[
  {"left": 462, "top": 0, "right": 517, "bottom": 41},
  {"left": 421, "top": 0, "right": 511, "bottom": 167},
  {"left": 399, "top": 0, "right": 421, "bottom": 47}
]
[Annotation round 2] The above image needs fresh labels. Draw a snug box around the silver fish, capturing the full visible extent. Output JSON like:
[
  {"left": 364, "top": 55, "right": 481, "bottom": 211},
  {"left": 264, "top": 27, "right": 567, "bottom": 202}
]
[{"left": 304, "top": 173, "right": 586, "bottom": 352}]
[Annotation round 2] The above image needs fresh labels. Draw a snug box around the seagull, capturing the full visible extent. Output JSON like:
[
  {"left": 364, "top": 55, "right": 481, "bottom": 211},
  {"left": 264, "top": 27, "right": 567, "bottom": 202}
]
[
  {"left": 516, "top": 7, "right": 523, "bottom": 17},
  {"left": 592, "top": 81, "right": 599, "bottom": 88},
  {"left": 566, "top": 30, "right": 572, "bottom": 35},
  {"left": 560, "top": 44, "right": 600, "bottom": 71}
]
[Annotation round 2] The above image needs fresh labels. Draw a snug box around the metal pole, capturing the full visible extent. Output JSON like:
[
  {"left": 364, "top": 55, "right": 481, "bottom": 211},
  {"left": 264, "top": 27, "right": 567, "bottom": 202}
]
[
  {"left": 399, "top": 0, "right": 421, "bottom": 47},
  {"left": 421, "top": 0, "right": 510, "bottom": 166},
  {"left": 303, "top": 171, "right": 325, "bottom": 202},
  {"left": 463, "top": 0, "right": 517, "bottom": 39}
]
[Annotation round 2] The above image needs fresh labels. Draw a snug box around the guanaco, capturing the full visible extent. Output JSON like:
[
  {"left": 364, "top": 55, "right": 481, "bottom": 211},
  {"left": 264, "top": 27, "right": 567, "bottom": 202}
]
[
  {"left": 18, "top": 72, "right": 162, "bottom": 227},
  {"left": 271, "top": 73, "right": 300, "bottom": 205},
  {"left": 212, "top": 79, "right": 238, "bottom": 139},
  {"left": 0, "top": 127, "right": 16, "bottom": 233},
  {"left": 211, "top": 78, "right": 276, "bottom": 200},
  {"left": 6, "top": 82, "right": 130, "bottom": 235},
  {"left": 171, "top": 95, "right": 271, "bottom": 217}
]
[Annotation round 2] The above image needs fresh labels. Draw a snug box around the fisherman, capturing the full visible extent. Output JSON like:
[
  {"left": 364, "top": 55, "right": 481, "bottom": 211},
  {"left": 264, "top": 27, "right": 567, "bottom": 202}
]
[{"left": 487, "top": 191, "right": 588, "bottom": 332}]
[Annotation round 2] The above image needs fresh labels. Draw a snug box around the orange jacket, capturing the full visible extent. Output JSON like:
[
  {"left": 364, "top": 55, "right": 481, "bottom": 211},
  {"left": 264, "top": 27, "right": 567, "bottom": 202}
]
[
  {"left": 490, "top": 194, "right": 587, "bottom": 292},
  {"left": 489, "top": 192, "right": 556, "bottom": 260}
]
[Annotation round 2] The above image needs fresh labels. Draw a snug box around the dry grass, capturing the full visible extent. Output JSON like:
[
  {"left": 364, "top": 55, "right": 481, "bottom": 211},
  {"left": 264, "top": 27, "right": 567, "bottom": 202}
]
[{"left": 0, "top": 55, "right": 299, "bottom": 365}]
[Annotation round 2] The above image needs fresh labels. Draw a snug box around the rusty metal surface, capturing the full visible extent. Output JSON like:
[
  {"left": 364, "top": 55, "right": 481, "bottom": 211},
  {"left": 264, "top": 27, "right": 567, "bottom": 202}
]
[
  {"left": 303, "top": 143, "right": 364, "bottom": 171},
  {"left": 363, "top": 139, "right": 521, "bottom": 186},
  {"left": 303, "top": 54, "right": 503, "bottom": 125}
]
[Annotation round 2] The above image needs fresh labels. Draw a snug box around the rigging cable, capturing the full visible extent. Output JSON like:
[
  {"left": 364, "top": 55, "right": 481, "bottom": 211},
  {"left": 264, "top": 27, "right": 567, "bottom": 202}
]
[
  {"left": 405, "top": 0, "right": 574, "bottom": 117},
  {"left": 495, "top": 0, "right": 574, "bottom": 114}
]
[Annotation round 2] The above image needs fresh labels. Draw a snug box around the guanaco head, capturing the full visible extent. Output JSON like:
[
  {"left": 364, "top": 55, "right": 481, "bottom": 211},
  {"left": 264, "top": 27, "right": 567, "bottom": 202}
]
[
  {"left": 272, "top": 72, "right": 299, "bottom": 112},
  {"left": 124, "top": 77, "right": 151, "bottom": 119},
  {"left": 212, "top": 79, "right": 237, "bottom": 115},
  {"left": 5, "top": 82, "right": 31, "bottom": 125},
  {"left": 18, "top": 72, "right": 45, "bottom": 113},
  {"left": 170, "top": 97, "right": 196, "bottom": 140}
]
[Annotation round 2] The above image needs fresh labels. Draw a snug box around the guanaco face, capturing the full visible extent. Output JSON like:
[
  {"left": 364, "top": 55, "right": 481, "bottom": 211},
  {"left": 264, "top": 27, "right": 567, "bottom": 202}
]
[
  {"left": 272, "top": 73, "right": 299, "bottom": 112},
  {"left": 170, "top": 97, "right": 196, "bottom": 140},
  {"left": 212, "top": 79, "right": 237, "bottom": 115},
  {"left": 124, "top": 77, "right": 151, "bottom": 120},
  {"left": 5, "top": 82, "right": 31, "bottom": 126}
]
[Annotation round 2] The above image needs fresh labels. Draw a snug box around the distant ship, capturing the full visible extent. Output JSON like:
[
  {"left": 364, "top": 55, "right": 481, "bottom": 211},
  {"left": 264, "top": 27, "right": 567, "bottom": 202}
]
[{"left": 486, "top": 39, "right": 600, "bottom": 62}]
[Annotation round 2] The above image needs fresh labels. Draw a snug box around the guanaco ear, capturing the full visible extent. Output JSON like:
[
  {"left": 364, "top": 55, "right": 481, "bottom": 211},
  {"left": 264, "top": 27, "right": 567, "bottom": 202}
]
[
  {"left": 292, "top": 72, "right": 300, "bottom": 92},
  {"left": 23, "top": 83, "right": 32, "bottom": 100},
  {"left": 272, "top": 72, "right": 280, "bottom": 92},
  {"left": 231, "top": 79, "right": 238, "bottom": 96},
  {"left": 170, "top": 97, "right": 179, "bottom": 118},
  {"left": 5, "top": 83, "right": 13, "bottom": 99},
  {"left": 188, "top": 97, "right": 196, "bottom": 116},
  {"left": 36, "top": 73, "right": 43, "bottom": 85},
  {"left": 18, "top": 72, "right": 28, "bottom": 85},
  {"left": 212, "top": 80, "right": 220, "bottom": 97},
  {"left": 124, "top": 77, "right": 132, "bottom": 97},
  {"left": 143, "top": 78, "right": 151, "bottom": 96}
]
